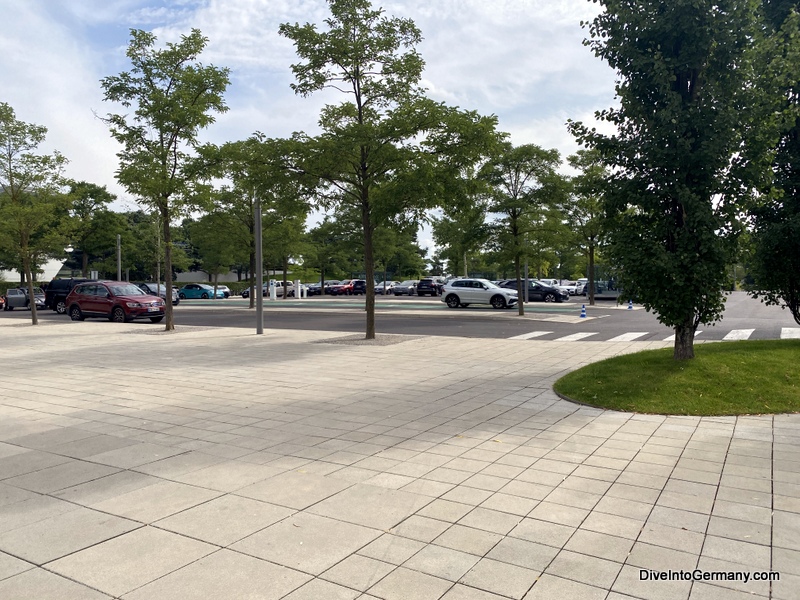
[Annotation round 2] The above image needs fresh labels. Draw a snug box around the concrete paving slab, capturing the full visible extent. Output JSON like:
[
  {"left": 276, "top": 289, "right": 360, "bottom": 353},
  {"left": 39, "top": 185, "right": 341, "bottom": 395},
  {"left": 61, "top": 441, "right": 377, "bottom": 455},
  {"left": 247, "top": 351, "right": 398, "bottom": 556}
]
[
  {"left": 0, "top": 322, "right": 794, "bottom": 599},
  {"left": 122, "top": 549, "right": 311, "bottom": 600}
]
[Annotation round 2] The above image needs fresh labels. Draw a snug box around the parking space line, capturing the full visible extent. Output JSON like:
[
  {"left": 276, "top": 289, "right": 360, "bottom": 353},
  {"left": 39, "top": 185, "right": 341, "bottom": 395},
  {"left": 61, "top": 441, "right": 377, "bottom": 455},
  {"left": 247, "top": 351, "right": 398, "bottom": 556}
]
[
  {"left": 723, "top": 329, "right": 755, "bottom": 341},
  {"left": 781, "top": 328, "right": 800, "bottom": 339},
  {"left": 607, "top": 332, "right": 649, "bottom": 342},
  {"left": 508, "top": 331, "right": 552, "bottom": 340}
]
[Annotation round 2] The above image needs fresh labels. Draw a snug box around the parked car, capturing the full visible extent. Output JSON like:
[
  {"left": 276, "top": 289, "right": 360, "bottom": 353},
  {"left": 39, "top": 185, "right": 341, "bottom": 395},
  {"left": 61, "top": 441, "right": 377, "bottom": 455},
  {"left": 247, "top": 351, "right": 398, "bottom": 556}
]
[
  {"left": 135, "top": 282, "right": 180, "bottom": 306},
  {"left": 0, "top": 294, "right": 4, "bottom": 310},
  {"left": 538, "top": 278, "right": 571, "bottom": 294},
  {"left": 393, "top": 280, "right": 419, "bottom": 296},
  {"left": 178, "top": 283, "right": 225, "bottom": 299},
  {"left": 417, "top": 277, "right": 445, "bottom": 297},
  {"left": 350, "top": 280, "right": 368, "bottom": 295},
  {"left": 241, "top": 281, "right": 293, "bottom": 298},
  {"left": 307, "top": 280, "right": 337, "bottom": 296},
  {"left": 216, "top": 285, "right": 231, "bottom": 298},
  {"left": 66, "top": 281, "right": 165, "bottom": 323},
  {"left": 441, "top": 278, "right": 518, "bottom": 309},
  {"left": 328, "top": 280, "right": 355, "bottom": 296},
  {"left": 3, "top": 287, "right": 46, "bottom": 311},
  {"left": 561, "top": 281, "right": 580, "bottom": 295},
  {"left": 497, "top": 279, "right": 570, "bottom": 303},
  {"left": 375, "top": 281, "right": 399, "bottom": 295},
  {"left": 45, "top": 278, "right": 96, "bottom": 314}
]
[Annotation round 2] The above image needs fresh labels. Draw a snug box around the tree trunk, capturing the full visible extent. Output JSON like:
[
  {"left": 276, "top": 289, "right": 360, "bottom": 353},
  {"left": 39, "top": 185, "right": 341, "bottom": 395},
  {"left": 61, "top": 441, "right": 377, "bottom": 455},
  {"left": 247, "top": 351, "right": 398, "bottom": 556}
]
[
  {"left": 588, "top": 244, "right": 596, "bottom": 306},
  {"left": 162, "top": 203, "right": 175, "bottom": 331},
  {"left": 463, "top": 251, "right": 468, "bottom": 278},
  {"left": 362, "top": 198, "right": 375, "bottom": 339},
  {"left": 673, "top": 321, "right": 697, "bottom": 360},
  {"left": 82, "top": 252, "right": 89, "bottom": 278},
  {"left": 213, "top": 272, "right": 219, "bottom": 300},
  {"left": 23, "top": 256, "right": 38, "bottom": 326}
]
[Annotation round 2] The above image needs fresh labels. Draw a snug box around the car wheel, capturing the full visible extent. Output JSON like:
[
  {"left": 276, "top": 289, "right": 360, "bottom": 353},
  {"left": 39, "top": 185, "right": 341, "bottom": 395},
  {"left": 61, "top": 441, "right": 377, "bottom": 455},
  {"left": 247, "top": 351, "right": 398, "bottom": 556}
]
[
  {"left": 201, "top": 293, "right": 209, "bottom": 299},
  {"left": 179, "top": 293, "right": 186, "bottom": 299},
  {"left": 445, "top": 294, "right": 460, "bottom": 308},
  {"left": 69, "top": 305, "right": 84, "bottom": 321},
  {"left": 491, "top": 295, "right": 506, "bottom": 309},
  {"left": 111, "top": 307, "right": 127, "bottom": 322},
  {"left": 150, "top": 316, "right": 164, "bottom": 323},
  {"left": 544, "top": 293, "right": 556, "bottom": 302}
]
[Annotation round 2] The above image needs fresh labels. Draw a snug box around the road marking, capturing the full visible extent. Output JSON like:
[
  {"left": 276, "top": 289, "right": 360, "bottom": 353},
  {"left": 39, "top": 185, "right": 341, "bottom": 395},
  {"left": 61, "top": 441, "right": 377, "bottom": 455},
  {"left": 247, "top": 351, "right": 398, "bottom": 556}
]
[
  {"left": 662, "top": 330, "right": 702, "bottom": 341},
  {"left": 508, "top": 331, "right": 552, "bottom": 340},
  {"left": 723, "top": 329, "right": 754, "bottom": 341},
  {"left": 554, "top": 332, "right": 598, "bottom": 342},
  {"left": 781, "top": 328, "right": 800, "bottom": 339},
  {"left": 607, "top": 332, "right": 649, "bottom": 342}
]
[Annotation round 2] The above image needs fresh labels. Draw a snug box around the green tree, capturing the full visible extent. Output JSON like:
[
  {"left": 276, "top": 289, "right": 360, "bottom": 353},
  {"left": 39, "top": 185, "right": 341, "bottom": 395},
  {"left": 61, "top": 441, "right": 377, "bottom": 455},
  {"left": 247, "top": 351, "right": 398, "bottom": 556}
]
[
  {"left": 566, "top": 150, "right": 608, "bottom": 305},
  {"left": 482, "top": 142, "right": 561, "bottom": 315},
  {"left": 0, "top": 102, "right": 70, "bottom": 324},
  {"left": 100, "top": 28, "right": 230, "bottom": 330},
  {"left": 189, "top": 212, "right": 239, "bottom": 296},
  {"left": 746, "top": 6, "right": 800, "bottom": 324},
  {"left": 280, "top": 0, "right": 497, "bottom": 338},
  {"left": 570, "top": 0, "right": 758, "bottom": 359},
  {"left": 67, "top": 181, "right": 117, "bottom": 277}
]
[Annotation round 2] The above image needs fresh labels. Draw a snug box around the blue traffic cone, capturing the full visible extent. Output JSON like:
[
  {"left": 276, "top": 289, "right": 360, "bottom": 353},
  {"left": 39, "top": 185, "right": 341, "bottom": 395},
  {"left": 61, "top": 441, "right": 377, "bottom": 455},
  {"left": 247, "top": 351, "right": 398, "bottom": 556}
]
[
  {"left": 580, "top": 304, "right": 587, "bottom": 318},
  {"left": 627, "top": 299, "right": 633, "bottom": 310}
]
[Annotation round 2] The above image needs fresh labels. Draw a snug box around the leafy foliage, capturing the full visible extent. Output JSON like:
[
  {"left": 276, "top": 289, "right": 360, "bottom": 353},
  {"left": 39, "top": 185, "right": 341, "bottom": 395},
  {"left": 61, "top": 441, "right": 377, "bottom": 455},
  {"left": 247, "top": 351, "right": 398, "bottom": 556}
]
[
  {"left": 0, "top": 102, "right": 70, "bottom": 324},
  {"left": 100, "top": 28, "right": 229, "bottom": 329},
  {"left": 570, "top": 0, "right": 759, "bottom": 359}
]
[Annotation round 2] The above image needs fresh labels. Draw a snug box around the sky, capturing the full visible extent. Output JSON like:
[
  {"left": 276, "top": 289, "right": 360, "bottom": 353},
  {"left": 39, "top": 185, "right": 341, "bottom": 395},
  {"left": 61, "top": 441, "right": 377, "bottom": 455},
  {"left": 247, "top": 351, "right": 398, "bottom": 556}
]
[{"left": 1, "top": 0, "right": 617, "bottom": 254}]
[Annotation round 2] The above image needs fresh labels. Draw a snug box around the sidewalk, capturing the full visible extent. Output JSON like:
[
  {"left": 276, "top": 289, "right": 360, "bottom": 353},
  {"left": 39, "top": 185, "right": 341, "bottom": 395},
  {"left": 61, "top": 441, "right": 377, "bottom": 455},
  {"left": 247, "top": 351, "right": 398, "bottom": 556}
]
[{"left": 0, "top": 321, "right": 797, "bottom": 600}]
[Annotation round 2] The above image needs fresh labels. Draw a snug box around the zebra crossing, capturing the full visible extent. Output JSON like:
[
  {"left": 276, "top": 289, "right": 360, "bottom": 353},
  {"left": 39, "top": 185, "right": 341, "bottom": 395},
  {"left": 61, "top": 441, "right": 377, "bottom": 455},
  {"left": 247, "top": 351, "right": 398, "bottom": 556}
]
[{"left": 509, "top": 328, "right": 800, "bottom": 342}]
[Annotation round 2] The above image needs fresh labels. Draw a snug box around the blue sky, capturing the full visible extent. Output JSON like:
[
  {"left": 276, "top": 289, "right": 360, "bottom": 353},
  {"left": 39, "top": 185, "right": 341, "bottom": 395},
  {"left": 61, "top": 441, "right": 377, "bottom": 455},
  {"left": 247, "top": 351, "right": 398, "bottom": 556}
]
[{"left": 2, "top": 0, "right": 616, "bottom": 251}]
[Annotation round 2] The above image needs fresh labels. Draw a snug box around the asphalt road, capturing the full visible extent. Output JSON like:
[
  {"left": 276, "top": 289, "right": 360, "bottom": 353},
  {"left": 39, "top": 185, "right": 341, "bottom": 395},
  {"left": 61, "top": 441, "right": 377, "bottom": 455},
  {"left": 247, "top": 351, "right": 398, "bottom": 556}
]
[{"left": 6, "top": 291, "right": 794, "bottom": 342}]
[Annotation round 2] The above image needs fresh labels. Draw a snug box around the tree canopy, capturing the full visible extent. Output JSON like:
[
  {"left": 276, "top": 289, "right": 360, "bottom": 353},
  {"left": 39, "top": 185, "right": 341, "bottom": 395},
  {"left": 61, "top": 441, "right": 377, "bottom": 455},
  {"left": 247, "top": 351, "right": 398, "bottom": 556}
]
[
  {"left": 570, "top": 0, "right": 759, "bottom": 359},
  {"left": 100, "top": 28, "right": 230, "bottom": 330}
]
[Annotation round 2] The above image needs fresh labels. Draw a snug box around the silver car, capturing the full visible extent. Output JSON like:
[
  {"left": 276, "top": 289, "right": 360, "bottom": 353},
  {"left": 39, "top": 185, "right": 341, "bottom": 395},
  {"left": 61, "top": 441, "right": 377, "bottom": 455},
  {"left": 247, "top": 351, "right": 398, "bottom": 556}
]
[
  {"left": 441, "top": 278, "right": 518, "bottom": 309},
  {"left": 3, "top": 287, "right": 46, "bottom": 311},
  {"left": 137, "top": 283, "right": 180, "bottom": 305},
  {"left": 393, "top": 280, "right": 419, "bottom": 296}
]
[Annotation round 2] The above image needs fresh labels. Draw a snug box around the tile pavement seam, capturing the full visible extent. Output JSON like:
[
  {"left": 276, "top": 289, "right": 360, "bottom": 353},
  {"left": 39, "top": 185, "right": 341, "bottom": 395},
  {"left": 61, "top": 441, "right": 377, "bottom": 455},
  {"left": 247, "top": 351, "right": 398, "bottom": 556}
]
[{"left": 562, "top": 417, "right": 704, "bottom": 600}]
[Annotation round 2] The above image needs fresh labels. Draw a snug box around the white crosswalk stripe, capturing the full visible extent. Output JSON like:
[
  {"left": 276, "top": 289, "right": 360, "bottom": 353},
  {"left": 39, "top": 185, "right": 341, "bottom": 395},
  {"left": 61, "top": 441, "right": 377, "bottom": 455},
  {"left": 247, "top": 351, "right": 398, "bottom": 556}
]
[
  {"left": 662, "top": 331, "right": 702, "bottom": 342},
  {"left": 781, "top": 328, "right": 800, "bottom": 339},
  {"left": 555, "top": 332, "right": 598, "bottom": 342},
  {"left": 508, "top": 331, "right": 552, "bottom": 340},
  {"left": 607, "top": 332, "right": 649, "bottom": 342},
  {"left": 723, "top": 329, "right": 754, "bottom": 341}
]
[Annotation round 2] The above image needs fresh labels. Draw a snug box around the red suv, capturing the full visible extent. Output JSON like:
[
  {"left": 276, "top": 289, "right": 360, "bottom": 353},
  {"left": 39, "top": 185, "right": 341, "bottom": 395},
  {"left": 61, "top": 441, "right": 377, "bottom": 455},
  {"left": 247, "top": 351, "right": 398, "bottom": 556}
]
[{"left": 66, "top": 281, "right": 166, "bottom": 323}]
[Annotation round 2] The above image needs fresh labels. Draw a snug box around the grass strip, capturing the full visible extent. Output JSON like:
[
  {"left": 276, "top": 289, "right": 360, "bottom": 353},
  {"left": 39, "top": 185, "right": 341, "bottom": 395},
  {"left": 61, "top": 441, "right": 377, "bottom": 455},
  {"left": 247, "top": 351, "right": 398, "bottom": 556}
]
[{"left": 553, "top": 339, "right": 800, "bottom": 415}]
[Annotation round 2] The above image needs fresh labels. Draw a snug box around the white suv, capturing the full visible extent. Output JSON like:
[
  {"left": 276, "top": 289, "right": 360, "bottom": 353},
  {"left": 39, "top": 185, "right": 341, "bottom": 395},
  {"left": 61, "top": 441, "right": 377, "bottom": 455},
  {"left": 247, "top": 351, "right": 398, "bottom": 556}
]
[{"left": 441, "top": 278, "right": 518, "bottom": 309}]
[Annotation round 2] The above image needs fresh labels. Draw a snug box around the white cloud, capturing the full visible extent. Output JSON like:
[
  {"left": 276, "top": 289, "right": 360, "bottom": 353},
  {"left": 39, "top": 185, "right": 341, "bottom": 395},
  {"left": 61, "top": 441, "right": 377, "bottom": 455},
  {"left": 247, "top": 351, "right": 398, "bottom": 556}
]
[{"left": 0, "top": 0, "right": 619, "bottom": 224}]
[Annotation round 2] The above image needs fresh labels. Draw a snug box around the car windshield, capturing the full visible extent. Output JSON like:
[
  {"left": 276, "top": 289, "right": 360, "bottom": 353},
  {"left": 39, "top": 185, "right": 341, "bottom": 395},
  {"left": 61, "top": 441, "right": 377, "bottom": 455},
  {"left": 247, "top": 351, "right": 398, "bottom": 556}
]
[
  {"left": 110, "top": 284, "right": 145, "bottom": 296},
  {"left": 400, "top": 280, "right": 415, "bottom": 286},
  {"left": 482, "top": 281, "right": 500, "bottom": 289}
]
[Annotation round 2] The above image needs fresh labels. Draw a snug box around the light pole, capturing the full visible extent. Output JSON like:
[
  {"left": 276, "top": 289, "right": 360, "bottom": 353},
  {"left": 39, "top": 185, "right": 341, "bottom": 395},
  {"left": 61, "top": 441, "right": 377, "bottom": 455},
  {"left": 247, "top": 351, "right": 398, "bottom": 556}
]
[{"left": 255, "top": 197, "right": 264, "bottom": 335}]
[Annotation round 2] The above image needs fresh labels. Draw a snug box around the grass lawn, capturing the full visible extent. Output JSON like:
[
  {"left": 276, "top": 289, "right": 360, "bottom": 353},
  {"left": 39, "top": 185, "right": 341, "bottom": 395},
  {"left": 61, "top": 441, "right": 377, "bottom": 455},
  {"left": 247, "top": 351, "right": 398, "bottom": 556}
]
[{"left": 553, "top": 339, "right": 800, "bottom": 416}]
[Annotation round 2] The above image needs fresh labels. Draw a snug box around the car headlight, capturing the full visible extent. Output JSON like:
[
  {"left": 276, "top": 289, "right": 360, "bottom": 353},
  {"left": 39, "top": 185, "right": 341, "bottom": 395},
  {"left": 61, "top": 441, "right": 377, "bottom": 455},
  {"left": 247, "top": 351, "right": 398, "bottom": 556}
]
[{"left": 126, "top": 302, "right": 142, "bottom": 308}]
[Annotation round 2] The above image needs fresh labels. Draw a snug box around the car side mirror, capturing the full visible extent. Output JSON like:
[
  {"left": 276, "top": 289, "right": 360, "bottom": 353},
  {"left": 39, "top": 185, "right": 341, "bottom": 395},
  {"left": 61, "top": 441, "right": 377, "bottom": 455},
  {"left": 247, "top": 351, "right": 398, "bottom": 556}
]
[{"left": 106, "top": 293, "right": 112, "bottom": 299}]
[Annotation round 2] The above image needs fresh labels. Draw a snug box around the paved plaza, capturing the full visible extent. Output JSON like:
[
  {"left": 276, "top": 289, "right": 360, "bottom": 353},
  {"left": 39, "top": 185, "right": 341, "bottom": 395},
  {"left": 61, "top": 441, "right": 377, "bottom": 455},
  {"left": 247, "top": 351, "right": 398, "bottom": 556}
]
[{"left": 0, "top": 319, "right": 798, "bottom": 599}]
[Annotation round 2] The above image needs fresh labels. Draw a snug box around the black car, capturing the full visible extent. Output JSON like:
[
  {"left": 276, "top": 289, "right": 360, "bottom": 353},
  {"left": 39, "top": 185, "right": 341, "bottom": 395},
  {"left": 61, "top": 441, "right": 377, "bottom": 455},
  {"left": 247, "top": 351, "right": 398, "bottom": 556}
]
[
  {"left": 417, "top": 277, "right": 444, "bottom": 297},
  {"left": 497, "top": 279, "right": 570, "bottom": 303},
  {"left": 45, "top": 278, "right": 96, "bottom": 314},
  {"left": 351, "top": 280, "right": 368, "bottom": 295}
]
